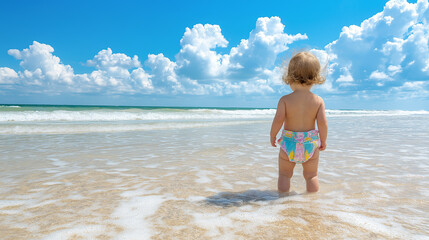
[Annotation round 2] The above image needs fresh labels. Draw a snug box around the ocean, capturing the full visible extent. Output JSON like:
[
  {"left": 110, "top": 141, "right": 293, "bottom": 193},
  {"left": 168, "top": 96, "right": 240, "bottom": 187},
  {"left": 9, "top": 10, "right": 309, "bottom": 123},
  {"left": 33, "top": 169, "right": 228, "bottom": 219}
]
[{"left": 0, "top": 105, "right": 428, "bottom": 239}]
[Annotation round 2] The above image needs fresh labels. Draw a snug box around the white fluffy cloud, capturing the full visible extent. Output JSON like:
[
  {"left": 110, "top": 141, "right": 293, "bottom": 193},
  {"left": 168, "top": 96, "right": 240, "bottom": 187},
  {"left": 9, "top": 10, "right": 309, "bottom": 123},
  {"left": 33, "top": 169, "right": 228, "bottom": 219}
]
[
  {"left": 174, "top": 16, "right": 306, "bottom": 94},
  {"left": 78, "top": 48, "right": 153, "bottom": 93},
  {"left": 175, "top": 24, "right": 229, "bottom": 80},
  {"left": 87, "top": 48, "right": 141, "bottom": 70},
  {"left": 0, "top": 67, "right": 18, "bottom": 84},
  {"left": 337, "top": 67, "right": 355, "bottom": 85},
  {"left": 1, "top": 17, "right": 304, "bottom": 95},
  {"left": 369, "top": 70, "right": 390, "bottom": 80},
  {"left": 321, "top": 0, "right": 429, "bottom": 96},
  {"left": 228, "top": 17, "right": 307, "bottom": 79},
  {"left": 173, "top": 17, "right": 306, "bottom": 93},
  {"left": 145, "top": 53, "right": 181, "bottom": 93},
  {"left": 151, "top": 16, "right": 306, "bottom": 95},
  {"left": 130, "top": 68, "right": 152, "bottom": 90},
  {"left": 390, "top": 80, "right": 429, "bottom": 98},
  {"left": 8, "top": 41, "right": 75, "bottom": 85},
  {"left": 4, "top": 42, "right": 154, "bottom": 93}
]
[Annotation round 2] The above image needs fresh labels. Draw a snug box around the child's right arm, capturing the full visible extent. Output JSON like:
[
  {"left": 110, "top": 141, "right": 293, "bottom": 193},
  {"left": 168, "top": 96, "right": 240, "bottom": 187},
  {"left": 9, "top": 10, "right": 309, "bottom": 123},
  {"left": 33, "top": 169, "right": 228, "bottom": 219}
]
[
  {"left": 316, "top": 98, "right": 328, "bottom": 151},
  {"left": 270, "top": 97, "right": 286, "bottom": 147}
]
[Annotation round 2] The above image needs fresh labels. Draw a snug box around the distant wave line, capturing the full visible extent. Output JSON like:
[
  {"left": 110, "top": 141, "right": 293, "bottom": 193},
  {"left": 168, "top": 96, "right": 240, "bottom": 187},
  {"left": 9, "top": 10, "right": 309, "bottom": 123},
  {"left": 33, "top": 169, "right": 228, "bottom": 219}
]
[
  {"left": 0, "top": 108, "right": 428, "bottom": 122},
  {"left": 0, "top": 120, "right": 270, "bottom": 134}
]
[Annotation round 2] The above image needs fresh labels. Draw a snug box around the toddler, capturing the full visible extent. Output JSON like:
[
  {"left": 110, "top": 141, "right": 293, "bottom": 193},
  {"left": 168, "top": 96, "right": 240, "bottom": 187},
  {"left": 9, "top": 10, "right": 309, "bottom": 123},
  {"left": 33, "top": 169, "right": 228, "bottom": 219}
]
[{"left": 270, "top": 51, "right": 328, "bottom": 193}]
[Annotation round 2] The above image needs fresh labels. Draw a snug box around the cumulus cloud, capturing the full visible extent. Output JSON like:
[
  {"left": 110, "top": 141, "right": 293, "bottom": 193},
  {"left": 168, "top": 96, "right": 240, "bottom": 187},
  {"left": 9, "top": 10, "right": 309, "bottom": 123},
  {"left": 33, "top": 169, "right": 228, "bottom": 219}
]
[
  {"left": 175, "top": 24, "right": 229, "bottom": 80},
  {"left": 3, "top": 42, "right": 154, "bottom": 93},
  {"left": 337, "top": 67, "right": 355, "bottom": 84},
  {"left": 8, "top": 41, "right": 75, "bottom": 85},
  {"left": 0, "top": 16, "right": 305, "bottom": 95},
  {"left": 321, "top": 0, "right": 429, "bottom": 95},
  {"left": 0, "top": 67, "right": 18, "bottom": 84},
  {"left": 149, "top": 16, "right": 306, "bottom": 95},
  {"left": 389, "top": 80, "right": 429, "bottom": 98},
  {"left": 87, "top": 48, "right": 141, "bottom": 70},
  {"left": 145, "top": 53, "right": 181, "bottom": 93},
  {"left": 369, "top": 70, "right": 391, "bottom": 80},
  {"left": 130, "top": 68, "right": 152, "bottom": 90},
  {"left": 228, "top": 17, "right": 307, "bottom": 79},
  {"left": 173, "top": 16, "right": 306, "bottom": 94},
  {"left": 78, "top": 48, "right": 153, "bottom": 93}
]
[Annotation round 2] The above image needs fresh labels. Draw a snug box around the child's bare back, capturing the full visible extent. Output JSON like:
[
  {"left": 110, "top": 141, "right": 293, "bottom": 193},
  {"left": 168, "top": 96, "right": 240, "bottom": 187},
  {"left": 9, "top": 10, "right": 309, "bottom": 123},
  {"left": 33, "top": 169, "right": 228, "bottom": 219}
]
[
  {"left": 270, "top": 52, "right": 328, "bottom": 193},
  {"left": 281, "top": 87, "right": 323, "bottom": 132}
]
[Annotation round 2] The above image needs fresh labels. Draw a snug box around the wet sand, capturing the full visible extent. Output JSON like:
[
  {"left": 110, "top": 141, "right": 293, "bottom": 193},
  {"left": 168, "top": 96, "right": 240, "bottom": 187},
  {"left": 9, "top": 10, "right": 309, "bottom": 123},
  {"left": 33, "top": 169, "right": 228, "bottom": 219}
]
[{"left": 1, "top": 114, "right": 429, "bottom": 239}]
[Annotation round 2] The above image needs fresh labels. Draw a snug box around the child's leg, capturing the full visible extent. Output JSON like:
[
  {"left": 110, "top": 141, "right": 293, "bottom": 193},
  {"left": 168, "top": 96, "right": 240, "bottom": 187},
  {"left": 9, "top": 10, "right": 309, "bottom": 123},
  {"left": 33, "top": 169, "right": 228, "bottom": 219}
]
[
  {"left": 278, "top": 149, "right": 295, "bottom": 192},
  {"left": 302, "top": 150, "right": 320, "bottom": 192}
]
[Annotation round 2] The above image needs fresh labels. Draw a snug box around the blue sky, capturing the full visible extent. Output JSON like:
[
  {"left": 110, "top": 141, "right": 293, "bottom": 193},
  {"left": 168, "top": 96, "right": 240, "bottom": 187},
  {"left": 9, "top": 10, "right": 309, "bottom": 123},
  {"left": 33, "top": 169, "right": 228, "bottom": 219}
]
[{"left": 0, "top": 0, "right": 428, "bottom": 109}]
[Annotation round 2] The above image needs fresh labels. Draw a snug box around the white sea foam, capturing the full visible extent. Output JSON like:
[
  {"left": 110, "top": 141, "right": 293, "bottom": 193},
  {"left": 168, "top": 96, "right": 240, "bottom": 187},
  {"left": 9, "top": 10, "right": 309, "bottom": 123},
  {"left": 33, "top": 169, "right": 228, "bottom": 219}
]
[
  {"left": 1, "top": 108, "right": 428, "bottom": 135},
  {"left": 186, "top": 195, "right": 207, "bottom": 202},
  {"left": 327, "top": 210, "right": 409, "bottom": 238},
  {"left": 0, "top": 105, "right": 21, "bottom": 108},
  {"left": 191, "top": 212, "right": 234, "bottom": 238},
  {"left": 191, "top": 201, "right": 288, "bottom": 238},
  {"left": 111, "top": 190, "right": 170, "bottom": 240},
  {"left": 326, "top": 109, "right": 429, "bottom": 117},
  {"left": 0, "top": 120, "right": 267, "bottom": 134},
  {"left": 195, "top": 170, "right": 213, "bottom": 184},
  {"left": 0, "top": 109, "right": 275, "bottom": 122},
  {"left": 42, "top": 224, "right": 107, "bottom": 240},
  {"left": 1, "top": 108, "right": 428, "bottom": 123},
  {"left": 189, "top": 108, "right": 275, "bottom": 115},
  {"left": 256, "top": 177, "right": 272, "bottom": 182},
  {"left": 114, "top": 195, "right": 167, "bottom": 239},
  {"left": 0, "top": 199, "right": 28, "bottom": 207}
]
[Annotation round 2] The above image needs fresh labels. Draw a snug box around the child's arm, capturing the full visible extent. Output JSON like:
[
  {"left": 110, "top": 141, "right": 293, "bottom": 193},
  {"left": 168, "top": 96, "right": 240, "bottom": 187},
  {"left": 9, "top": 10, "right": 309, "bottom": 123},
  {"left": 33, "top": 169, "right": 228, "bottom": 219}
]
[
  {"left": 316, "top": 98, "right": 328, "bottom": 151},
  {"left": 270, "top": 98, "right": 286, "bottom": 147}
]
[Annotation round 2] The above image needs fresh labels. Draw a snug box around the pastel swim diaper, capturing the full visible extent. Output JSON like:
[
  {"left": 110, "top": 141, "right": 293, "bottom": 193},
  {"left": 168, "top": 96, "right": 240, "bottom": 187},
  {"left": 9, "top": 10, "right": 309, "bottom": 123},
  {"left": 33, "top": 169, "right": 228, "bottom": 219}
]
[{"left": 277, "top": 129, "right": 320, "bottom": 163}]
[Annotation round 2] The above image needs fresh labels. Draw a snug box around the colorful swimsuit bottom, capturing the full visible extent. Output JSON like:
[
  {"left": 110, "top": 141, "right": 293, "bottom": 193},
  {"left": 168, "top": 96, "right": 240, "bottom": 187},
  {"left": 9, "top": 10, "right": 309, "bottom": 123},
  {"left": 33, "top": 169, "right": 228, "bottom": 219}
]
[{"left": 277, "top": 129, "right": 320, "bottom": 163}]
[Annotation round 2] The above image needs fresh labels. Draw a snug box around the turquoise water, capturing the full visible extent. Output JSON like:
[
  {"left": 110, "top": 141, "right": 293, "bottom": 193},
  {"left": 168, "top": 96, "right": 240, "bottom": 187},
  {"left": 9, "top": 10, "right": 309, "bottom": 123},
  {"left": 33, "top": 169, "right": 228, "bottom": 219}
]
[
  {"left": 1, "top": 104, "right": 428, "bottom": 134},
  {"left": 0, "top": 104, "right": 269, "bottom": 111}
]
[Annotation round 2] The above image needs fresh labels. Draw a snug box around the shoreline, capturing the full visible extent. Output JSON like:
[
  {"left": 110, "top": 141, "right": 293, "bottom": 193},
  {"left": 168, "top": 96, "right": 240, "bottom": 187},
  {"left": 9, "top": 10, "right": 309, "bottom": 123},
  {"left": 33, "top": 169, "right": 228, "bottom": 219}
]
[{"left": 2, "top": 103, "right": 429, "bottom": 112}]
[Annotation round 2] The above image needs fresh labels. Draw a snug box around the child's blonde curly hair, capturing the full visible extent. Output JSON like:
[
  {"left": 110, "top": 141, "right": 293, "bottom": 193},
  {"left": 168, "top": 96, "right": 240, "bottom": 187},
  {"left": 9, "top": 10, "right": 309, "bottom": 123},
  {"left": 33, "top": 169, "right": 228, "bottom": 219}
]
[{"left": 282, "top": 51, "right": 325, "bottom": 86}]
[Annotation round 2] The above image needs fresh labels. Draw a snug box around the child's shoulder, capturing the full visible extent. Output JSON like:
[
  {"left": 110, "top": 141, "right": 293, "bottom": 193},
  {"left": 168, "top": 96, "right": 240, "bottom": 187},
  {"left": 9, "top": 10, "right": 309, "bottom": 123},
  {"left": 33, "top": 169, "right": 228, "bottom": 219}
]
[
  {"left": 314, "top": 93, "right": 325, "bottom": 104},
  {"left": 279, "top": 92, "right": 324, "bottom": 101},
  {"left": 279, "top": 92, "right": 324, "bottom": 109},
  {"left": 311, "top": 92, "right": 324, "bottom": 101},
  {"left": 278, "top": 94, "right": 292, "bottom": 103},
  {"left": 311, "top": 94, "right": 326, "bottom": 110}
]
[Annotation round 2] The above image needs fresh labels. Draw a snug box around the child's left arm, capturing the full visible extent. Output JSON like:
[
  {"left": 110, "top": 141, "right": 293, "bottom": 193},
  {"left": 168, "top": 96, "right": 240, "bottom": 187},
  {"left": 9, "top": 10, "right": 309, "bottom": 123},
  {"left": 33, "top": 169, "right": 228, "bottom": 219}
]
[{"left": 270, "top": 98, "right": 286, "bottom": 147}]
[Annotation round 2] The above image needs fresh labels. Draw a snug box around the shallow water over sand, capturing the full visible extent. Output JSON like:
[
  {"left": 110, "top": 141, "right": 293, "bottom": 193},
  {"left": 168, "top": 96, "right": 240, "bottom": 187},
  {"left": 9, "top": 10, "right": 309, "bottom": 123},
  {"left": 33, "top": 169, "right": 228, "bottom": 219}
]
[{"left": 1, "top": 110, "right": 428, "bottom": 239}]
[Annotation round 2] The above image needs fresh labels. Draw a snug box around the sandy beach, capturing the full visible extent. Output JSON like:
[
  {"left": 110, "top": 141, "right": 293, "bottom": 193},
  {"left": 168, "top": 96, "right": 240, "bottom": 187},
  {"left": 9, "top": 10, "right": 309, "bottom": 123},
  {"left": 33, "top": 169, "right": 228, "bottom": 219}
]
[
  {"left": 1, "top": 0, "right": 428, "bottom": 238},
  {"left": 0, "top": 106, "right": 428, "bottom": 239}
]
